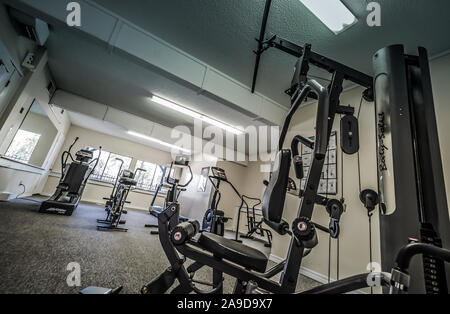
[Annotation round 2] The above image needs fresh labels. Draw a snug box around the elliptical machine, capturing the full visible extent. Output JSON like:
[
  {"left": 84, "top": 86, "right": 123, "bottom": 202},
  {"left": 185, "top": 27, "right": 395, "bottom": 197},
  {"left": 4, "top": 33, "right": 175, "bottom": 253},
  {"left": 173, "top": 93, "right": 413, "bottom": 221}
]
[
  {"left": 201, "top": 167, "right": 231, "bottom": 237},
  {"left": 97, "top": 167, "right": 146, "bottom": 232},
  {"left": 145, "top": 156, "right": 193, "bottom": 235},
  {"left": 40, "top": 137, "right": 101, "bottom": 216}
]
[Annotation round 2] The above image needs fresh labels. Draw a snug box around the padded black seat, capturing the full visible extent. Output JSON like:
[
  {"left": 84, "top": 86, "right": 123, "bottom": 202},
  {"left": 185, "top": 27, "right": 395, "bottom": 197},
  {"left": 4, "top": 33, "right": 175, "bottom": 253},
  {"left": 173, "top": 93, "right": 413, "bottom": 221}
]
[{"left": 197, "top": 232, "right": 268, "bottom": 272}]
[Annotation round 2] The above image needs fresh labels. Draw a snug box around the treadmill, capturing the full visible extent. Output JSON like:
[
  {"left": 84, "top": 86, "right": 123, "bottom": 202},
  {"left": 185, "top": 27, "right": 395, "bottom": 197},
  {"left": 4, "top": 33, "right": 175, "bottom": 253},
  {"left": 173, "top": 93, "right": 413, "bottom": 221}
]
[{"left": 39, "top": 137, "right": 101, "bottom": 216}]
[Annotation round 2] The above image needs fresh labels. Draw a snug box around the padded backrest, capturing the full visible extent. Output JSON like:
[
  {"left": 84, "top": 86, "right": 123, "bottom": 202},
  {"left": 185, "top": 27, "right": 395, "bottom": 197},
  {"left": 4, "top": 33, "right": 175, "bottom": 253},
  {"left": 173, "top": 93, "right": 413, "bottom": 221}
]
[
  {"left": 261, "top": 149, "right": 291, "bottom": 223},
  {"left": 119, "top": 177, "right": 137, "bottom": 186},
  {"left": 62, "top": 163, "right": 89, "bottom": 194}
]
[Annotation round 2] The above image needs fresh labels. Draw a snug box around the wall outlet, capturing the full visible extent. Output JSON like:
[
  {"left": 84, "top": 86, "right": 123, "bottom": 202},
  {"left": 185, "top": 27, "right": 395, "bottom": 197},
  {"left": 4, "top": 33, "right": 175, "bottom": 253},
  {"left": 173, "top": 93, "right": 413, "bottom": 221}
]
[
  {"left": 21, "top": 52, "right": 36, "bottom": 71},
  {"left": 0, "top": 192, "right": 14, "bottom": 201}
]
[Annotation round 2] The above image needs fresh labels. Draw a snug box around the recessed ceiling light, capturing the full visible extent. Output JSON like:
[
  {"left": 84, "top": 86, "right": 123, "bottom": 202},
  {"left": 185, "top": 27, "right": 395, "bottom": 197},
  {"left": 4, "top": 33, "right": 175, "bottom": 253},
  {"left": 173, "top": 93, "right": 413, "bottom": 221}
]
[
  {"left": 299, "top": 0, "right": 357, "bottom": 34},
  {"left": 127, "top": 130, "right": 191, "bottom": 154},
  {"left": 151, "top": 95, "right": 244, "bottom": 135}
]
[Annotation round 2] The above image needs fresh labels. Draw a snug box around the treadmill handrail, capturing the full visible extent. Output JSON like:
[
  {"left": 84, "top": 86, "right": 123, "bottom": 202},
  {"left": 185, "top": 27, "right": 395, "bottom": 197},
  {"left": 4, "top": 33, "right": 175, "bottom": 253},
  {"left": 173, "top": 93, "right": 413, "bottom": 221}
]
[{"left": 61, "top": 137, "right": 79, "bottom": 174}]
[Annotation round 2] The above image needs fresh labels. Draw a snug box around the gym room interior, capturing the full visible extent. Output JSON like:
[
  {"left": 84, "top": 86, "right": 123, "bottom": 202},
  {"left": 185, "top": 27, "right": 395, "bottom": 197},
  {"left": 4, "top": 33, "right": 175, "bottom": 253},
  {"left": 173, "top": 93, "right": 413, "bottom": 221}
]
[{"left": 0, "top": 0, "right": 449, "bottom": 299}]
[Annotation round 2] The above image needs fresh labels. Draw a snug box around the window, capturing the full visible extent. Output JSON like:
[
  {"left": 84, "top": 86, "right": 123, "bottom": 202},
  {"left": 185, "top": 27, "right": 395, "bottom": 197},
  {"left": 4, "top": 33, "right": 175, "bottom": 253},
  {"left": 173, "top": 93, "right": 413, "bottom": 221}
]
[
  {"left": 90, "top": 150, "right": 132, "bottom": 183},
  {"left": 134, "top": 160, "right": 173, "bottom": 191},
  {"left": 5, "top": 129, "right": 41, "bottom": 163}
]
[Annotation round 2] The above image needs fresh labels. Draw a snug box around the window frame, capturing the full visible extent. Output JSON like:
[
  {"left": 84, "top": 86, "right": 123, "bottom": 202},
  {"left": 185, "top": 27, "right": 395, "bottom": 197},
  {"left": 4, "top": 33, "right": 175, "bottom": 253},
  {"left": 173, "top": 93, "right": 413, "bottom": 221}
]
[
  {"left": 134, "top": 160, "right": 172, "bottom": 193},
  {"left": 90, "top": 150, "right": 132, "bottom": 184}
]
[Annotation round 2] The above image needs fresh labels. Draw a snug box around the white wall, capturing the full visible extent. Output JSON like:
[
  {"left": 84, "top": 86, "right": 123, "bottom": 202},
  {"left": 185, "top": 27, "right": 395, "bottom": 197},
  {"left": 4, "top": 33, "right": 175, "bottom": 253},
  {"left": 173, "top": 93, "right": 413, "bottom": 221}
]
[
  {"left": 0, "top": 8, "right": 71, "bottom": 197},
  {"left": 0, "top": 60, "right": 70, "bottom": 197},
  {"left": 16, "top": 110, "right": 59, "bottom": 167}
]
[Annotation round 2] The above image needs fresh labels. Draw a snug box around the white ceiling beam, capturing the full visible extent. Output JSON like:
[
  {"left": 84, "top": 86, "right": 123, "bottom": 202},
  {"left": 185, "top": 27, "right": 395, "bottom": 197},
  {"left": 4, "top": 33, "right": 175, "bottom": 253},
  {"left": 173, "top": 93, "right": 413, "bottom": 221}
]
[{"left": 7, "top": 0, "right": 287, "bottom": 126}]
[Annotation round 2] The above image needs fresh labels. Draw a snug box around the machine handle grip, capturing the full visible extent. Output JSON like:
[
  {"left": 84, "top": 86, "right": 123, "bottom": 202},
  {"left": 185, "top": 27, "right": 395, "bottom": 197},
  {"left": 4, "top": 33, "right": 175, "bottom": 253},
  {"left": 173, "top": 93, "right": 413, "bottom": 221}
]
[
  {"left": 178, "top": 165, "right": 193, "bottom": 188},
  {"left": 170, "top": 220, "right": 200, "bottom": 245},
  {"left": 308, "top": 79, "right": 329, "bottom": 159}
]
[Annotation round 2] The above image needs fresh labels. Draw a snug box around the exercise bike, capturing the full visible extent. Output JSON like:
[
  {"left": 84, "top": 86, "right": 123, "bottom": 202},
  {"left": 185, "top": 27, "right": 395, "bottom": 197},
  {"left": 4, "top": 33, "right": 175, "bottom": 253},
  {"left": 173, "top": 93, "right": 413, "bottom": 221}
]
[
  {"left": 40, "top": 137, "right": 101, "bottom": 216},
  {"left": 97, "top": 168, "right": 146, "bottom": 232},
  {"left": 101, "top": 157, "right": 125, "bottom": 215}
]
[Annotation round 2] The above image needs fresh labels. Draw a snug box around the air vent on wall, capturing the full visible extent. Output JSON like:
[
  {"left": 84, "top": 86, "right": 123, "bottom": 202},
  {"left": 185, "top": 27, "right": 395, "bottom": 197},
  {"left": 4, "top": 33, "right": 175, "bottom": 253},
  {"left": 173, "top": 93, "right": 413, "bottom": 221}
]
[{"left": 8, "top": 7, "right": 49, "bottom": 46}]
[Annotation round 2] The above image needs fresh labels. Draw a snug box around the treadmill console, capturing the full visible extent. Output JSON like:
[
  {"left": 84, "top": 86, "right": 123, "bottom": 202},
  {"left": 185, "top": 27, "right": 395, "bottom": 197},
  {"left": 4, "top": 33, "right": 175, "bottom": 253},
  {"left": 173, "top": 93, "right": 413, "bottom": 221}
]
[
  {"left": 121, "top": 170, "right": 134, "bottom": 179},
  {"left": 174, "top": 155, "right": 190, "bottom": 166},
  {"left": 75, "top": 149, "right": 94, "bottom": 162},
  {"left": 119, "top": 170, "right": 137, "bottom": 186},
  {"left": 211, "top": 167, "right": 227, "bottom": 181}
]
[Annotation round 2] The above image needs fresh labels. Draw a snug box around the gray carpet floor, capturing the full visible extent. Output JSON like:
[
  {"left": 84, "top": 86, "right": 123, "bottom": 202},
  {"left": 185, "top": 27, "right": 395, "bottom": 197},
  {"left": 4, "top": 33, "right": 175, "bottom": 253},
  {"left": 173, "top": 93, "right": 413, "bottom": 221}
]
[{"left": 0, "top": 197, "right": 320, "bottom": 294}]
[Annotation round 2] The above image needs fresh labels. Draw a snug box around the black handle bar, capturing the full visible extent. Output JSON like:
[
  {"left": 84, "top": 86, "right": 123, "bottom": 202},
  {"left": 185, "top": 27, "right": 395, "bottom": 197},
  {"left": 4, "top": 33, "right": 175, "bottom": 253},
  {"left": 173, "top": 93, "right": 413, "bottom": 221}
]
[
  {"left": 110, "top": 158, "right": 124, "bottom": 199},
  {"left": 278, "top": 79, "right": 328, "bottom": 159},
  {"left": 85, "top": 146, "right": 102, "bottom": 185},
  {"left": 61, "top": 137, "right": 79, "bottom": 174},
  {"left": 166, "top": 162, "right": 193, "bottom": 188}
]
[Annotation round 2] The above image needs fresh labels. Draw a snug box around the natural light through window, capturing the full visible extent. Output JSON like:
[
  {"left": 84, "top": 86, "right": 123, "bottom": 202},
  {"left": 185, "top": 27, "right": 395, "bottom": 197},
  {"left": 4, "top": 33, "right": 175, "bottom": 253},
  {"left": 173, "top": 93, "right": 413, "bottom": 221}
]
[
  {"left": 91, "top": 150, "right": 132, "bottom": 183},
  {"left": 5, "top": 129, "right": 41, "bottom": 163},
  {"left": 134, "top": 161, "right": 173, "bottom": 191}
]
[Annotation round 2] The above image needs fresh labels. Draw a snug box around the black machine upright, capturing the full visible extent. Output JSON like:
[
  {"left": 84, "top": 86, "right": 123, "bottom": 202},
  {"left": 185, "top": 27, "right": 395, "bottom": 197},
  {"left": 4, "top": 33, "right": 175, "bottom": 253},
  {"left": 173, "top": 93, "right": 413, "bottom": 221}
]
[
  {"left": 127, "top": 41, "right": 381, "bottom": 295},
  {"left": 81, "top": 41, "right": 450, "bottom": 294},
  {"left": 136, "top": 41, "right": 450, "bottom": 294},
  {"left": 201, "top": 167, "right": 231, "bottom": 237},
  {"left": 373, "top": 45, "right": 450, "bottom": 293},
  {"left": 202, "top": 166, "right": 273, "bottom": 246},
  {"left": 97, "top": 167, "right": 146, "bottom": 232},
  {"left": 40, "top": 137, "right": 101, "bottom": 216},
  {"left": 145, "top": 156, "right": 193, "bottom": 235}
]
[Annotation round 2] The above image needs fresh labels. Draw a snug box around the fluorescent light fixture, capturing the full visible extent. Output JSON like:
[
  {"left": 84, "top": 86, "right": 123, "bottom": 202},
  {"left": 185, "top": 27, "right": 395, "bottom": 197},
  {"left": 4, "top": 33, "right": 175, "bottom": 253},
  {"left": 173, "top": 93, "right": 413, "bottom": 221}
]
[
  {"left": 299, "top": 0, "right": 357, "bottom": 34},
  {"left": 127, "top": 130, "right": 191, "bottom": 154},
  {"left": 151, "top": 95, "right": 244, "bottom": 135}
]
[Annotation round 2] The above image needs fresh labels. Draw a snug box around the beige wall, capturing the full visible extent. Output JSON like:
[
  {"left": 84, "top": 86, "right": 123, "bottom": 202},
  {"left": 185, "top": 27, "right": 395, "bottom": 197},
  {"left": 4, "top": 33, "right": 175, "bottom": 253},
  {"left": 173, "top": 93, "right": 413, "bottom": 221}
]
[
  {"left": 215, "top": 161, "right": 269, "bottom": 232},
  {"left": 42, "top": 124, "right": 175, "bottom": 210},
  {"left": 215, "top": 161, "right": 248, "bottom": 224},
  {"left": 48, "top": 125, "right": 174, "bottom": 172},
  {"left": 178, "top": 155, "right": 218, "bottom": 222}
]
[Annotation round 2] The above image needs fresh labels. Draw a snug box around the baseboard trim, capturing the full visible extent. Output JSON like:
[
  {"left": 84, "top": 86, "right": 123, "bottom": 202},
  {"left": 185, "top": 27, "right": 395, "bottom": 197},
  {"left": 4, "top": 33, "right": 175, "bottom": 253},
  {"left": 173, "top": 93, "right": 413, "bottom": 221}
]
[
  {"left": 37, "top": 193, "right": 149, "bottom": 212},
  {"left": 269, "top": 254, "right": 366, "bottom": 294}
]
